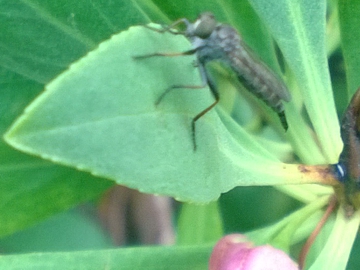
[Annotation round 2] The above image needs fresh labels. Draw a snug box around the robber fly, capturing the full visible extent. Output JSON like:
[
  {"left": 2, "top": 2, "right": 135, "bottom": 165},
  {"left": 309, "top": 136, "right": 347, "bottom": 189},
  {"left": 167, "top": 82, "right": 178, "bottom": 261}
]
[{"left": 134, "top": 12, "right": 291, "bottom": 150}]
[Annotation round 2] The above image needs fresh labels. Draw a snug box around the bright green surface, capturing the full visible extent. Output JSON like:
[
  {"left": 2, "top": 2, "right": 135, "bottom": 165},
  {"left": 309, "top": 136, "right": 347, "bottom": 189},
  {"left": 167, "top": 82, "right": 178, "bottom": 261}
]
[
  {"left": 177, "top": 202, "right": 223, "bottom": 245},
  {"left": 339, "top": 0, "right": 360, "bottom": 97},
  {"left": 0, "top": 208, "right": 112, "bottom": 253},
  {"left": 5, "top": 25, "right": 309, "bottom": 203},
  {"left": 0, "top": 245, "right": 212, "bottom": 270},
  {"left": 248, "top": 0, "right": 342, "bottom": 163},
  {"left": 1, "top": 1, "right": 359, "bottom": 269}
]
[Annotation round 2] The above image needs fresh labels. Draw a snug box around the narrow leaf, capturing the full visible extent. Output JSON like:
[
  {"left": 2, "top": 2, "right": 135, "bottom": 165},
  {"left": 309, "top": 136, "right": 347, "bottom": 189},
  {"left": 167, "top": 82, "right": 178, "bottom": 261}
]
[{"left": 248, "top": 0, "right": 342, "bottom": 163}]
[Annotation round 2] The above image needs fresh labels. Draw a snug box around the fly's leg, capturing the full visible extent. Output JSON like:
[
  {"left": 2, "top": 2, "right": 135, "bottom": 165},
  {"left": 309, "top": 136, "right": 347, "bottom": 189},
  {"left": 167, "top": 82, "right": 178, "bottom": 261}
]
[
  {"left": 154, "top": 63, "right": 217, "bottom": 151},
  {"left": 133, "top": 47, "right": 201, "bottom": 106},
  {"left": 191, "top": 64, "right": 219, "bottom": 151},
  {"left": 133, "top": 48, "right": 198, "bottom": 60},
  {"left": 133, "top": 48, "right": 201, "bottom": 106},
  {"left": 133, "top": 44, "right": 218, "bottom": 150},
  {"left": 133, "top": 17, "right": 196, "bottom": 59},
  {"left": 155, "top": 83, "right": 206, "bottom": 106},
  {"left": 142, "top": 18, "right": 191, "bottom": 35}
]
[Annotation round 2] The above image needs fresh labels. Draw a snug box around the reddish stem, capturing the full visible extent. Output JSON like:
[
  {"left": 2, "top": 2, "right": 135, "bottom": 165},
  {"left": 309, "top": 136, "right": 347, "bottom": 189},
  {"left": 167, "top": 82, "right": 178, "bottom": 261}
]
[{"left": 298, "top": 196, "right": 337, "bottom": 269}]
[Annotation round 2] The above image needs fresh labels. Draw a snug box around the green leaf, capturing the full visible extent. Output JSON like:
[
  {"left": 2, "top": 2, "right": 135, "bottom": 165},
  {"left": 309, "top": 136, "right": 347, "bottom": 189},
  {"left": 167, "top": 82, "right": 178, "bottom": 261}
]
[
  {"left": 5, "top": 26, "right": 313, "bottom": 203},
  {"left": 0, "top": 69, "right": 113, "bottom": 239},
  {"left": 0, "top": 208, "right": 112, "bottom": 253},
  {"left": 0, "top": 142, "right": 113, "bottom": 238},
  {"left": 0, "top": 0, "right": 152, "bottom": 237},
  {"left": 247, "top": 195, "right": 329, "bottom": 251},
  {"left": 338, "top": 0, "right": 360, "bottom": 97},
  {"left": 308, "top": 208, "right": 360, "bottom": 270},
  {"left": 177, "top": 202, "right": 223, "bottom": 245},
  {"left": 0, "top": 245, "right": 212, "bottom": 270},
  {"left": 0, "top": 0, "right": 153, "bottom": 83},
  {"left": 248, "top": 0, "right": 342, "bottom": 163}
]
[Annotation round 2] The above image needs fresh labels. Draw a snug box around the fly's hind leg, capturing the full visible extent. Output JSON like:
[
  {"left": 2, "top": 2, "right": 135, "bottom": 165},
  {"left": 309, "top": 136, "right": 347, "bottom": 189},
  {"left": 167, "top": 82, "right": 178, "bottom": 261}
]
[
  {"left": 155, "top": 83, "right": 207, "bottom": 106},
  {"left": 152, "top": 61, "right": 219, "bottom": 151},
  {"left": 154, "top": 65, "right": 215, "bottom": 151},
  {"left": 191, "top": 64, "right": 219, "bottom": 151},
  {"left": 132, "top": 47, "right": 201, "bottom": 105},
  {"left": 133, "top": 37, "right": 217, "bottom": 150}
]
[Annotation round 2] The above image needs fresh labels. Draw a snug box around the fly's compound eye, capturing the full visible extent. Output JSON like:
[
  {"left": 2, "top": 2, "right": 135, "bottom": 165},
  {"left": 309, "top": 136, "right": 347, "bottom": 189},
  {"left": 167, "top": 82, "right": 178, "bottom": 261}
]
[{"left": 193, "top": 12, "right": 217, "bottom": 39}]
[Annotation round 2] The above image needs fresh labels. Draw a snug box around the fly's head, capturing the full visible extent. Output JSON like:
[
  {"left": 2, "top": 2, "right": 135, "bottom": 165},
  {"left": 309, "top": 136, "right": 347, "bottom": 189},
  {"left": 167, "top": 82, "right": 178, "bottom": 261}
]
[{"left": 187, "top": 12, "right": 217, "bottom": 39}]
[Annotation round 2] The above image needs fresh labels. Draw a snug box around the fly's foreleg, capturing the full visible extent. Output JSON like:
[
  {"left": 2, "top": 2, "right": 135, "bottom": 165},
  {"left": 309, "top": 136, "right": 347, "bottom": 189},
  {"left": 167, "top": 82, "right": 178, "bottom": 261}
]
[
  {"left": 133, "top": 48, "right": 198, "bottom": 60},
  {"left": 142, "top": 18, "right": 191, "bottom": 35}
]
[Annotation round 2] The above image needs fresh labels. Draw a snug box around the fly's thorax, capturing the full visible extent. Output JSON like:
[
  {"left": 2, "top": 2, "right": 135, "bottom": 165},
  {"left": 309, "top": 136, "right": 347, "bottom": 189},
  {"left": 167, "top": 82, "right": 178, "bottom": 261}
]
[
  {"left": 193, "top": 24, "right": 242, "bottom": 66},
  {"left": 215, "top": 25, "right": 242, "bottom": 54}
]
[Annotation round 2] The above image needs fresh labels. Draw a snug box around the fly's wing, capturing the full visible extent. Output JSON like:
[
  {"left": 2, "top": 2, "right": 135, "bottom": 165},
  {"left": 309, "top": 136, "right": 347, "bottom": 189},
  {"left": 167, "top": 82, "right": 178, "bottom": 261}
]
[
  {"left": 196, "top": 23, "right": 291, "bottom": 129},
  {"left": 225, "top": 30, "right": 291, "bottom": 112}
]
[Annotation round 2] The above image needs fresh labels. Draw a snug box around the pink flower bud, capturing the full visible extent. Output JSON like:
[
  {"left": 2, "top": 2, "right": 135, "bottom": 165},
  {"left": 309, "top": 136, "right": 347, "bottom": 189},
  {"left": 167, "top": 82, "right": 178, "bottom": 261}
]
[{"left": 209, "top": 234, "right": 298, "bottom": 270}]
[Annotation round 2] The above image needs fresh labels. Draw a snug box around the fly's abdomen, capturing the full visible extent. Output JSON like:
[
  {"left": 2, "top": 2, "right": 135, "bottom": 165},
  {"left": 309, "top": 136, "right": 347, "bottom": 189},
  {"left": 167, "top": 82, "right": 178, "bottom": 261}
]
[
  {"left": 232, "top": 51, "right": 290, "bottom": 130},
  {"left": 206, "top": 25, "right": 290, "bottom": 110},
  {"left": 229, "top": 45, "right": 290, "bottom": 113},
  {"left": 196, "top": 22, "right": 291, "bottom": 130}
]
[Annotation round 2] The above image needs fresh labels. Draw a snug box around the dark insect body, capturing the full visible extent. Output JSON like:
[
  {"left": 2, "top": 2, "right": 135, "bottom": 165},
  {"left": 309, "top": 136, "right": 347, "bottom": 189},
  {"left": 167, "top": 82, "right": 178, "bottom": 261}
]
[
  {"left": 134, "top": 12, "right": 291, "bottom": 150},
  {"left": 334, "top": 87, "right": 360, "bottom": 216}
]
